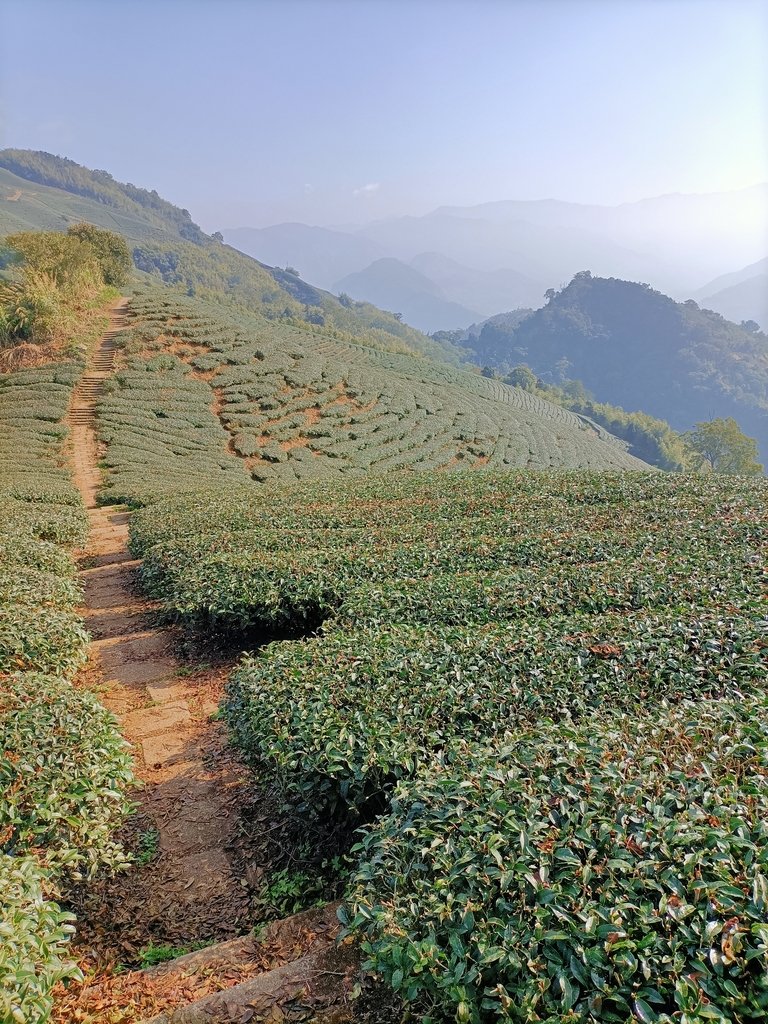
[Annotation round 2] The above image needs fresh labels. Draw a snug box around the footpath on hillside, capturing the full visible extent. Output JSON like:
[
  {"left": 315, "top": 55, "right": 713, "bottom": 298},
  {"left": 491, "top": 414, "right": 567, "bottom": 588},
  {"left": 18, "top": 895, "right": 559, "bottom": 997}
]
[{"left": 58, "top": 299, "right": 359, "bottom": 1024}]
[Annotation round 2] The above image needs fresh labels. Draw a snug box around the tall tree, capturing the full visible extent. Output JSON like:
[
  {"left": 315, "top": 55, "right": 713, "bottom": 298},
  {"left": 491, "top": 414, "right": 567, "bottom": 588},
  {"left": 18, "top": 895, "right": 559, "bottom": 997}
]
[
  {"left": 67, "top": 223, "right": 131, "bottom": 286},
  {"left": 684, "top": 418, "right": 763, "bottom": 475}
]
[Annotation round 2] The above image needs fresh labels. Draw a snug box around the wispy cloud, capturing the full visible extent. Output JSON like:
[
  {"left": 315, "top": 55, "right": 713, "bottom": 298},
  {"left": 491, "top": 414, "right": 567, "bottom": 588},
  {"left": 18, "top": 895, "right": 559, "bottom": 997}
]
[{"left": 353, "top": 182, "right": 381, "bottom": 198}]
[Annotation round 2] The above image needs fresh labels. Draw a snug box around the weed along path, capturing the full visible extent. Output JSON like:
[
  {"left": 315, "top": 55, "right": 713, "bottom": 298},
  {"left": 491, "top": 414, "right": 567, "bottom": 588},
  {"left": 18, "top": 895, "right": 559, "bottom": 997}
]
[{"left": 59, "top": 299, "right": 357, "bottom": 1023}]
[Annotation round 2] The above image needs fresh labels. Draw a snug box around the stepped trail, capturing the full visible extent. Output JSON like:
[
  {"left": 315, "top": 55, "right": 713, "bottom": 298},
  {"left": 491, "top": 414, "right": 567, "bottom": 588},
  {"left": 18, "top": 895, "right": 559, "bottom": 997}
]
[{"left": 60, "top": 299, "right": 359, "bottom": 1023}]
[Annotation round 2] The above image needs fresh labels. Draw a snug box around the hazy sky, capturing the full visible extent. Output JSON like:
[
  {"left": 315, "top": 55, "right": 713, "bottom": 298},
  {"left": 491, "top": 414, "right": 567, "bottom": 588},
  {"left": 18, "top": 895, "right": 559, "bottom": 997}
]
[{"left": 1, "top": 0, "right": 766, "bottom": 231}]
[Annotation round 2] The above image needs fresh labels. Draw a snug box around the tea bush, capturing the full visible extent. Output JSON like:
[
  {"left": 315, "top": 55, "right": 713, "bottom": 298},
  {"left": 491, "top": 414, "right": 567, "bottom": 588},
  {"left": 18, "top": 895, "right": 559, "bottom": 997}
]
[
  {"left": 0, "top": 357, "right": 135, "bottom": 1020},
  {"left": 227, "top": 609, "right": 765, "bottom": 817},
  {"left": 0, "top": 672, "right": 134, "bottom": 878},
  {"left": 130, "top": 468, "right": 768, "bottom": 1020},
  {"left": 131, "top": 471, "right": 765, "bottom": 639},
  {"left": 346, "top": 695, "right": 768, "bottom": 1023},
  {"left": 97, "top": 290, "right": 645, "bottom": 504},
  {"left": 0, "top": 855, "right": 79, "bottom": 1024}
]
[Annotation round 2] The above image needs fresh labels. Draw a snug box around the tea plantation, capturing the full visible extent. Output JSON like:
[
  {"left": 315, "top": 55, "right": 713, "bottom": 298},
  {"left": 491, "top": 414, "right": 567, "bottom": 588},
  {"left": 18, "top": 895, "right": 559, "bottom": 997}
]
[
  {"left": 95, "top": 290, "right": 646, "bottom": 504},
  {"left": 1, "top": 280, "right": 766, "bottom": 1023},
  {"left": 0, "top": 363, "right": 134, "bottom": 1022},
  {"left": 130, "top": 469, "right": 768, "bottom": 1022}
]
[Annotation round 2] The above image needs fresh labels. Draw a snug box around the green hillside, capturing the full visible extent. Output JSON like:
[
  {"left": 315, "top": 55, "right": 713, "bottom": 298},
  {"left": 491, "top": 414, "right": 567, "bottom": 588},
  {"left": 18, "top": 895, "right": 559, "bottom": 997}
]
[
  {"left": 469, "top": 271, "right": 768, "bottom": 460},
  {"left": 0, "top": 150, "right": 459, "bottom": 364},
  {"left": 95, "top": 288, "right": 647, "bottom": 505}
]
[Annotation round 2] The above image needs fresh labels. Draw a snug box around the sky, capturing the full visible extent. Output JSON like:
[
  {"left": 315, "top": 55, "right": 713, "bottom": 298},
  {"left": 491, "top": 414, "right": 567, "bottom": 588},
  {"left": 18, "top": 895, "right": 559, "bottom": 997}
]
[{"left": 1, "top": 0, "right": 766, "bottom": 231}]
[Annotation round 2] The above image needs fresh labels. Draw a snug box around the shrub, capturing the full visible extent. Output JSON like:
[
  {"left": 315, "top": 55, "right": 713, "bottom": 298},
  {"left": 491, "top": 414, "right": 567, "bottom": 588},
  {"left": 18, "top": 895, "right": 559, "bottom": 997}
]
[
  {"left": 227, "top": 609, "right": 765, "bottom": 818},
  {"left": 0, "top": 673, "right": 134, "bottom": 880},
  {"left": 0, "top": 855, "right": 80, "bottom": 1024},
  {"left": 347, "top": 695, "right": 768, "bottom": 1023}
]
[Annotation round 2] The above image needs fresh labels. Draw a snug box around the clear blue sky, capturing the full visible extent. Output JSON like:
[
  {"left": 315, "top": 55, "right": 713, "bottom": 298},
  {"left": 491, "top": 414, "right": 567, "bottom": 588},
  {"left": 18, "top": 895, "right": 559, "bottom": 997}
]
[{"left": 1, "top": 0, "right": 766, "bottom": 230}]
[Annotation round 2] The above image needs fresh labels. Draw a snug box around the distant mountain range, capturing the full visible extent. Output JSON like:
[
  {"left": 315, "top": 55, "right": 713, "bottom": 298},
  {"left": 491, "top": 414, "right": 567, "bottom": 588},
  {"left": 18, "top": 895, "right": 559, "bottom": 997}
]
[
  {"left": 225, "top": 185, "right": 767, "bottom": 332},
  {"left": 696, "top": 257, "right": 768, "bottom": 328},
  {"left": 333, "top": 257, "right": 482, "bottom": 333}
]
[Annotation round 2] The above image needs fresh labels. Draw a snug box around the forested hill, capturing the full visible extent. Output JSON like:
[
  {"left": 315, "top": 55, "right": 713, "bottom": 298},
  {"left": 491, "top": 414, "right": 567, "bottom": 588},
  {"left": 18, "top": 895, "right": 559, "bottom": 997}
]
[
  {"left": 0, "top": 149, "right": 461, "bottom": 364},
  {"left": 472, "top": 272, "right": 768, "bottom": 460}
]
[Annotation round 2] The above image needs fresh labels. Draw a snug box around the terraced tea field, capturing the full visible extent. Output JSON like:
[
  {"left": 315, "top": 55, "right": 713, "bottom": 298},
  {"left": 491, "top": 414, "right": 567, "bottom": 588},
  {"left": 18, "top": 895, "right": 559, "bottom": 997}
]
[
  {"left": 95, "top": 290, "right": 646, "bottom": 504},
  {"left": 131, "top": 469, "right": 768, "bottom": 1023}
]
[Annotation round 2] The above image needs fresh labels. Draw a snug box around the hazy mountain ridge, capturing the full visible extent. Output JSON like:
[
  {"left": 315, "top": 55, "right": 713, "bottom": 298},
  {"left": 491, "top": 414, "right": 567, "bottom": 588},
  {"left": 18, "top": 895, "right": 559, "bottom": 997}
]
[
  {"left": 695, "top": 257, "right": 768, "bottom": 328},
  {"left": 225, "top": 185, "right": 767, "bottom": 330},
  {"left": 224, "top": 222, "right": 388, "bottom": 289},
  {"left": 467, "top": 272, "right": 768, "bottom": 460},
  {"left": 333, "top": 257, "right": 483, "bottom": 332}
]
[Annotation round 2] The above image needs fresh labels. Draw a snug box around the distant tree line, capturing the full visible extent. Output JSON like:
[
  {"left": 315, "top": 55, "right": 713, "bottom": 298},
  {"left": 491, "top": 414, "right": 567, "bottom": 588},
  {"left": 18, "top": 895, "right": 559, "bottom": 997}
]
[{"left": 490, "top": 361, "right": 762, "bottom": 474}]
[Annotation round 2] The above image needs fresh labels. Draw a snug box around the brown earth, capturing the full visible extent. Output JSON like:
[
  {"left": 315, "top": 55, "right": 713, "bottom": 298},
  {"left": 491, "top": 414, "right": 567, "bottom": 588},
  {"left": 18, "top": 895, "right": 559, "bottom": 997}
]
[{"left": 58, "top": 300, "right": 253, "bottom": 998}]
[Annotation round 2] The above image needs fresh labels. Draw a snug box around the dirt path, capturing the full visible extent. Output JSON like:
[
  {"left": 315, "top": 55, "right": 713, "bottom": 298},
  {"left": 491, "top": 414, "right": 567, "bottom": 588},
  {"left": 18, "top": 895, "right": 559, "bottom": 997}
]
[
  {"left": 67, "top": 299, "right": 251, "bottom": 960},
  {"left": 56, "top": 299, "right": 362, "bottom": 1023}
]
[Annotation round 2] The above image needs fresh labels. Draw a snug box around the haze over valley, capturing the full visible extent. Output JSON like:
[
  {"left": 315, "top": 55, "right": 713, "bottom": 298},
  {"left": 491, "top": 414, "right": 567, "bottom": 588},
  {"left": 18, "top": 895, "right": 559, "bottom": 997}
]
[{"left": 225, "top": 184, "right": 768, "bottom": 331}]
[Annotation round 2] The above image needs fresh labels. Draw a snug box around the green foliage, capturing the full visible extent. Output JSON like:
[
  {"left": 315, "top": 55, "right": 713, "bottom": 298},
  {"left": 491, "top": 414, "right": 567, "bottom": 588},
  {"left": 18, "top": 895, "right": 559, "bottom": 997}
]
[
  {"left": 0, "top": 229, "right": 122, "bottom": 347},
  {"left": 504, "top": 366, "right": 694, "bottom": 471},
  {"left": 0, "top": 672, "right": 134, "bottom": 879},
  {"left": 0, "top": 355, "right": 135, "bottom": 1020},
  {"left": 4, "top": 231, "right": 100, "bottom": 293},
  {"left": 137, "top": 941, "right": 211, "bottom": 969},
  {"left": 129, "top": 468, "right": 768, "bottom": 1020},
  {"left": 256, "top": 867, "right": 328, "bottom": 918},
  {"left": 135, "top": 828, "right": 160, "bottom": 866},
  {"left": 67, "top": 222, "right": 132, "bottom": 286},
  {"left": 131, "top": 241, "right": 460, "bottom": 360},
  {"left": 471, "top": 274, "right": 768, "bottom": 464},
  {"left": 0, "top": 362, "right": 85, "bottom": 499},
  {"left": 98, "top": 291, "right": 643, "bottom": 504},
  {"left": 0, "top": 366, "right": 91, "bottom": 676},
  {"left": 504, "top": 364, "right": 537, "bottom": 391},
  {"left": 0, "top": 854, "right": 80, "bottom": 1024},
  {"left": 683, "top": 417, "right": 763, "bottom": 475},
  {"left": 347, "top": 695, "right": 768, "bottom": 1023}
]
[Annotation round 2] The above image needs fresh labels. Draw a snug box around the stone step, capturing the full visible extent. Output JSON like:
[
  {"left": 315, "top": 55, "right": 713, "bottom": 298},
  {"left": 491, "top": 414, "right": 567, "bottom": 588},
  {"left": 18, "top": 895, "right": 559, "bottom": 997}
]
[{"left": 136, "top": 905, "right": 353, "bottom": 1024}]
